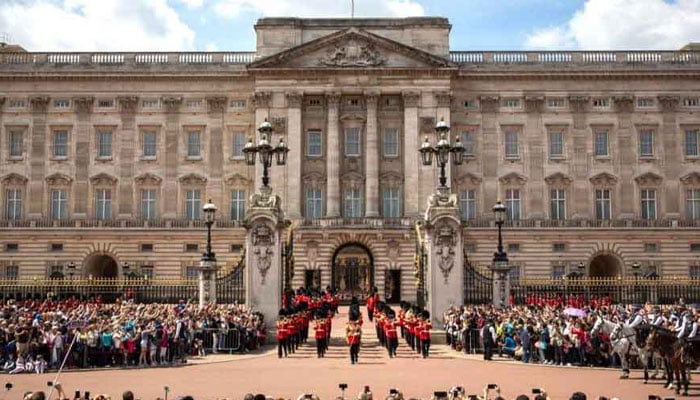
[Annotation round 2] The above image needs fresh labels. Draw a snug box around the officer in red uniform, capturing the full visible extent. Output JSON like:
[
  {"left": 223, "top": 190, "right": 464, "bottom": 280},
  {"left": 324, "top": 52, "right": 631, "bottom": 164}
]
[{"left": 276, "top": 312, "right": 288, "bottom": 358}]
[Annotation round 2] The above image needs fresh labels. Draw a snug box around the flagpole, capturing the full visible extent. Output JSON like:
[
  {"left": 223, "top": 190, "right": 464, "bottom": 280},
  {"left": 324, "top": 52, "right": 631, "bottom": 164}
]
[{"left": 351, "top": 0, "right": 354, "bottom": 19}]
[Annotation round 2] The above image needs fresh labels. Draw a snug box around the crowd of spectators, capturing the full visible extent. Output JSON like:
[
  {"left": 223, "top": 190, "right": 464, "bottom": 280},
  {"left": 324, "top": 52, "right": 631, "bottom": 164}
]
[{"left": 0, "top": 297, "right": 265, "bottom": 373}]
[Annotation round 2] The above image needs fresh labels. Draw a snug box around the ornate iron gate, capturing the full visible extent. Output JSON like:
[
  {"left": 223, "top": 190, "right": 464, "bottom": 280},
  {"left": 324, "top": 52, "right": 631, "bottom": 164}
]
[
  {"left": 463, "top": 255, "right": 493, "bottom": 304},
  {"left": 216, "top": 253, "right": 246, "bottom": 304}
]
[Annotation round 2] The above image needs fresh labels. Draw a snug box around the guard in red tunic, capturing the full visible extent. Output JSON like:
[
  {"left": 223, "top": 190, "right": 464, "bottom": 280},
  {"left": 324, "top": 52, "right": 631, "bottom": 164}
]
[
  {"left": 419, "top": 311, "right": 432, "bottom": 358},
  {"left": 384, "top": 312, "right": 399, "bottom": 358},
  {"left": 313, "top": 315, "right": 326, "bottom": 358},
  {"left": 276, "top": 312, "right": 288, "bottom": 358}
]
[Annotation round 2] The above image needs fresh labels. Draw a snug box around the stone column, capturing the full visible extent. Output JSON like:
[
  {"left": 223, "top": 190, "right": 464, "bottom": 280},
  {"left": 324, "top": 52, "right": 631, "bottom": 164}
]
[
  {"left": 162, "top": 96, "right": 182, "bottom": 218},
  {"left": 198, "top": 260, "right": 217, "bottom": 309},
  {"left": 286, "top": 92, "right": 303, "bottom": 219},
  {"left": 365, "top": 91, "right": 380, "bottom": 217},
  {"left": 72, "top": 97, "right": 93, "bottom": 219},
  {"left": 492, "top": 264, "right": 513, "bottom": 309},
  {"left": 525, "top": 95, "right": 545, "bottom": 218},
  {"left": 206, "top": 96, "right": 227, "bottom": 209},
  {"left": 658, "top": 95, "right": 680, "bottom": 218},
  {"left": 402, "top": 91, "right": 420, "bottom": 216},
  {"left": 118, "top": 97, "right": 136, "bottom": 218},
  {"left": 245, "top": 193, "right": 286, "bottom": 329},
  {"left": 253, "top": 92, "right": 272, "bottom": 192},
  {"left": 423, "top": 197, "right": 463, "bottom": 323},
  {"left": 28, "top": 96, "right": 50, "bottom": 218},
  {"left": 569, "top": 96, "right": 590, "bottom": 218},
  {"left": 325, "top": 92, "right": 341, "bottom": 217},
  {"left": 614, "top": 96, "right": 635, "bottom": 219},
  {"left": 435, "top": 92, "right": 452, "bottom": 187},
  {"left": 479, "top": 96, "right": 500, "bottom": 208}
]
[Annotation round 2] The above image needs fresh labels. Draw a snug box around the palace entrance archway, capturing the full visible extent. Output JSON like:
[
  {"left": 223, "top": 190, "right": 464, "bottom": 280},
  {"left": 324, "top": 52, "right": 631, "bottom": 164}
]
[
  {"left": 84, "top": 254, "right": 119, "bottom": 278},
  {"left": 588, "top": 253, "right": 623, "bottom": 277},
  {"left": 331, "top": 243, "right": 374, "bottom": 301}
]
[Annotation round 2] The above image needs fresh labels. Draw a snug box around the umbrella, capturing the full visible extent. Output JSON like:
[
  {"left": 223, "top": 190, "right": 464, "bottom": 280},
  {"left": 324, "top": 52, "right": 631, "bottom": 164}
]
[{"left": 564, "top": 307, "right": 587, "bottom": 318}]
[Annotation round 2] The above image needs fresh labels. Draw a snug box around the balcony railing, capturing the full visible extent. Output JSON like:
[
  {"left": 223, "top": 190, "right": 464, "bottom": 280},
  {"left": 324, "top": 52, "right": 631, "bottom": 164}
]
[
  {"left": 0, "top": 219, "right": 246, "bottom": 229},
  {"left": 450, "top": 50, "right": 700, "bottom": 65},
  {"left": 298, "top": 217, "right": 414, "bottom": 228},
  {"left": 0, "top": 52, "right": 256, "bottom": 66}
]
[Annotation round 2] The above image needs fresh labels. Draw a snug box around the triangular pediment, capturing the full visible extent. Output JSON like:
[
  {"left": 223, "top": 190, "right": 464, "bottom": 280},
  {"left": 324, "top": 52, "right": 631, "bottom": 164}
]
[{"left": 249, "top": 28, "right": 452, "bottom": 70}]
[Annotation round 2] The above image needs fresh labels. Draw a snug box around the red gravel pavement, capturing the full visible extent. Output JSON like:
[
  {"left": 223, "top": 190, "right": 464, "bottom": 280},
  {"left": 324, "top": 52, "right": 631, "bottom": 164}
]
[{"left": 4, "top": 308, "right": 695, "bottom": 400}]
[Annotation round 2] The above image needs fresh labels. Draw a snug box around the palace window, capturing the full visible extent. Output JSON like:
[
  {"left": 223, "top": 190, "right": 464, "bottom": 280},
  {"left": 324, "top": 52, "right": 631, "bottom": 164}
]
[
  {"left": 97, "top": 99, "right": 114, "bottom": 108},
  {"left": 505, "top": 189, "right": 520, "bottom": 220},
  {"left": 382, "top": 188, "right": 401, "bottom": 218},
  {"left": 383, "top": 128, "right": 399, "bottom": 157},
  {"left": 344, "top": 128, "right": 361, "bottom": 157},
  {"left": 140, "top": 265, "right": 154, "bottom": 279},
  {"left": 463, "top": 99, "right": 477, "bottom": 109},
  {"left": 140, "top": 243, "right": 154, "bottom": 252},
  {"left": 552, "top": 265, "right": 566, "bottom": 279},
  {"left": 140, "top": 189, "right": 157, "bottom": 220},
  {"left": 5, "top": 243, "right": 18, "bottom": 252},
  {"left": 690, "top": 265, "right": 700, "bottom": 279},
  {"left": 548, "top": 131, "right": 564, "bottom": 158},
  {"left": 641, "top": 189, "right": 657, "bottom": 220},
  {"left": 232, "top": 132, "right": 246, "bottom": 159},
  {"left": 459, "top": 190, "right": 476, "bottom": 221},
  {"left": 595, "top": 189, "right": 611, "bottom": 220},
  {"left": 5, "top": 189, "right": 22, "bottom": 220},
  {"left": 53, "top": 130, "right": 69, "bottom": 158},
  {"left": 644, "top": 243, "right": 659, "bottom": 253},
  {"left": 8, "top": 131, "right": 23, "bottom": 159},
  {"left": 594, "top": 129, "right": 609, "bottom": 157},
  {"left": 185, "top": 266, "right": 198, "bottom": 279},
  {"left": 687, "top": 189, "right": 700, "bottom": 219},
  {"left": 343, "top": 189, "right": 362, "bottom": 218},
  {"left": 142, "top": 99, "right": 159, "bottom": 108},
  {"left": 639, "top": 129, "right": 655, "bottom": 157},
  {"left": 8, "top": 99, "right": 25, "bottom": 108},
  {"left": 185, "top": 189, "right": 201, "bottom": 220},
  {"left": 142, "top": 131, "right": 157, "bottom": 158},
  {"left": 3, "top": 265, "right": 18, "bottom": 280},
  {"left": 593, "top": 98, "right": 610, "bottom": 108},
  {"left": 187, "top": 131, "right": 201, "bottom": 158},
  {"left": 305, "top": 188, "right": 323, "bottom": 219},
  {"left": 230, "top": 189, "right": 246, "bottom": 221},
  {"left": 306, "top": 130, "right": 322, "bottom": 157},
  {"left": 230, "top": 100, "right": 246, "bottom": 108},
  {"left": 460, "top": 130, "right": 475, "bottom": 157},
  {"left": 53, "top": 99, "right": 70, "bottom": 109},
  {"left": 97, "top": 130, "right": 113, "bottom": 158},
  {"left": 685, "top": 129, "right": 699, "bottom": 157},
  {"left": 50, "top": 243, "right": 63, "bottom": 252},
  {"left": 95, "top": 189, "right": 112, "bottom": 220},
  {"left": 502, "top": 98, "right": 521, "bottom": 108},
  {"left": 683, "top": 97, "right": 699, "bottom": 108},
  {"left": 50, "top": 190, "right": 68, "bottom": 220},
  {"left": 547, "top": 98, "right": 565, "bottom": 108},
  {"left": 186, "top": 244, "right": 199, "bottom": 252},
  {"left": 550, "top": 189, "right": 566, "bottom": 220},
  {"left": 637, "top": 97, "right": 655, "bottom": 108},
  {"left": 552, "top": 243, "right": 567, "bottom": 252},
  {"left": 504, "top": 130, "right": 519, "bottom": 159}
]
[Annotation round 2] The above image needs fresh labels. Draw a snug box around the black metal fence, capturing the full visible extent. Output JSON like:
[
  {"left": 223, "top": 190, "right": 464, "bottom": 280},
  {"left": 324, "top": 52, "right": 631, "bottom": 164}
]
[{"left": 216, "top": 266, "right": 246, "bottom": 304}]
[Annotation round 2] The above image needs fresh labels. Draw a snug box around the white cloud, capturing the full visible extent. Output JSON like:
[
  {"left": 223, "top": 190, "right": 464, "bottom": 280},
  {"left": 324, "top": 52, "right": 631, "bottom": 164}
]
[
  {"left": 178, "top": 0, "right": 205, "bottom": 8},
  {"left": 0, "top": 0, "right": 196, "bottom": 51},
  {"left": 525, "top": 0, "right": 700, "bottom": 50},
  {"left": 212, "top": 0, "right": 425, "bottom": 19}
]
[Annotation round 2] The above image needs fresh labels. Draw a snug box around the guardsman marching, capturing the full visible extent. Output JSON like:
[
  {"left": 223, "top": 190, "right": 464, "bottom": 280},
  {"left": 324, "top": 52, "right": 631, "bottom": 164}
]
[
  {"left": 313, "top": 314, "right": 326, "bottom": 358},
  {"left": 346, "top": 319, "right": 362, "bottom": 364},
  {"left": 276, "top": 312, "right": 288, "bottom": 358},
  {"left": 384, "top": 313, "right": 399, "bottom": 358},
  {"left": 419, "top": 311, "right": 432, "bottom": 358}
]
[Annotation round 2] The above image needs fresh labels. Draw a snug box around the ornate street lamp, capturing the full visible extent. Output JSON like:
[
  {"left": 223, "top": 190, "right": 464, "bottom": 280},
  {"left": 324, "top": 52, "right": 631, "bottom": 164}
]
[
  {"left": 492, "top": 200, "right": 508, "bottom": 265},
  {"left": 419, "top": 118, "right": 466, "bottom": 190},
  {"left": 491, "top": 200, "right": 511, "bottom": 308},
  {"left": 202, "top": 200, "right": 217, "bottom": 262},
  {"left": 243, "top": 119, "right": 289, "bottom": 189}
]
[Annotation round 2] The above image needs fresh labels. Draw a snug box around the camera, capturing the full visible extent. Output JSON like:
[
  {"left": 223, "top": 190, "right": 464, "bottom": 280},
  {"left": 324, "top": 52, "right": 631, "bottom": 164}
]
[
  {"left": 487, "top": 384, "right": 498, "bottom": 390},
  {"left": 390, "top": 389, "right": 399, "bottom": 395},
  {"left": 5, "top": 383, "right": 12, "bottom": 391},
  {"left": 304, "top": 394, "right": 313, "bottom": 399},
  {"left": 339, "top": 384, "right": 348, "bottom": 390},
  {"left": 434, "top": 391, "right": 448, "bottom": 399},
  {"left": 532, "top": 388, "right": 542, "bottom": 394},
  {"left": 47, "top": 381, "right": 53, "bottom": 387}
]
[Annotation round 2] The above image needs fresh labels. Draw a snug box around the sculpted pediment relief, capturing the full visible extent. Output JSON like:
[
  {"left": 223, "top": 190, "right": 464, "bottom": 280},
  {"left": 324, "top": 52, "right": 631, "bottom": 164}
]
[
  {"left": 248, "top": 28, "right": 452, "bottom": 70},
  {"left": 380, "top": 171, "right": 403, "bottom": 187},
  {"left": 680, "top": 172, "right": 700, "bottom": 186},
  {"left": 455, "top": 173, "right": 482, "bottom": 186},
  {"left": 544, "top": 172, "right": 573, "bottom": 186},
  {"left": 589, "top": 172, "right": 618, "bottom": 186},
  {"left": 302, "top": 172, "right": 325, "bottom": 189},
  {"left": 134, "top": 173, "right": 163, "bottom": 186},
  {"left": 224, "top": 173, "right": 251, "bottom": 186},
  {"left": 45, "top": 173, "right": 73, "bottom": 186},
  {"left": 634, "top": 172, "right": 663, "bottom": 186},
  {"left": 178, "top": 173, "right": 207, "bottom": 186},
  {"left": 89, "top": 173, "right": 118, "bottom": 186},
  {"left": 499, "top": 172, "right": 527, "bottom": 186},
  {"left": 1, "top": 173, "right": 28, "bottom": 186}
]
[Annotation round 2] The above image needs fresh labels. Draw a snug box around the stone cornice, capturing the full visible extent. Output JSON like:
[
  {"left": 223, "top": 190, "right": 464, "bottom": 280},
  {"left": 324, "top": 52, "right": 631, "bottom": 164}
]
[
  {"left": 402, "top": 91, "right": 420, "bottom": 108},
  {"left": 658, "top": 95, "right": 680, "bottom": 112},
  {"left": 162, "top": 96, "right": 183, "bottom": 113},
  {"left": 117, "top": 96, "right": 139, "bottom": 113},
  {"left": 89, "top": 173, "right": 118, "bottom": 186},
  {"left": 524, "top": 94, "right": 545, "bottom": 113},
  {"left": 206, "top": 96, "right": 228, "bottom": 113},
  {"left": 73, "top": 96, "right": 94, "bottom": 114},
  {"left": 30, "top": 96, "right": 50, "bottom": 113},
  {"left": 285, "top": 91, "right": 303, "bottom": 108},
  {"left": 613, "top": 95, "right": 635, "bottom": 113},
  {"left": 478, "top": 95, "right": 500, "bottom": 113},
  {"left": 434, "top": 91, "right": 452, "bottom": 108},
  {"left": 364, "top": 91, "right": 380, "bottom": 108},
  {"left": 568, "top": 96, "right": 590, "bottom": 113},
  {"left": 325, "top": 92, "right": 341, "bottom": 107},
  {"left": 252, "top": 91, "right": 272, "bottom": 108}
]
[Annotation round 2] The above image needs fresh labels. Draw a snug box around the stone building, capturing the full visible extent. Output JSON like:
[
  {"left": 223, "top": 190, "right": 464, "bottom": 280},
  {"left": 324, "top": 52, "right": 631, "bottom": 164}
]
[{"left": 1, "top": 17, "right": 699, "bottom": 303}]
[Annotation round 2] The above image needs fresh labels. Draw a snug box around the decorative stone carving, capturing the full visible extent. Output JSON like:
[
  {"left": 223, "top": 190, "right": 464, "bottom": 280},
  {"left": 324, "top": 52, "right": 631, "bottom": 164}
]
[
  {"left": 306, "top": 240, "right": 319, "bottom": 269},
  {"left": 45, "top": 173, "right": 72, "bottom": 186},
  {"left": 426, "top": 190, "right": 458, "bottom": 209},
  {"left": 420, "top": 117, "right": 436, "bottom": 132},
  {"left": 568, "top": 96, "right": 590, "bottom": 113},
  {"left": 30, "top": 96, "right": 50, "bottom": 113},
  {"left": 680, "top": 172, "right": 700, "bottom": 186},
  {"left": 319, "top": 38, "right": 384, "bottom": 67},
  {"left": 402, "top": 91, "right": 420, "bottom": 108},
  {"left": 455, "top": 173, "right": 482, "bottom": 187},
  {"left": 73, "top": 97, "right": 94, "bottom": 114},
  {"left": 206, "top": 96, "right": 227, "bottom": 113},
  {"left": 286, "top": 92, "right": 303, "bottom": 108},
  {"left": 364, "top": 91, "right": 379, "bottom": 107},
  {"left": 613, "top": 95, "right": 634, "bottom": 113},
  {"left": 544, "top": 172, "right": 573, "bottom": 187},
  {"left": 178, "top": 173, "right": 207, "bottom": 186},
  {"left": 435, "top": 223, "right": 456, "bottom": 284},
  {"left": 252, "top": 223, "right": 274, "bottom": 284},
  {"left": 253, "top": 92, "right": 272, "bottom": 108},
  {"left": 117, "top": 96, "right": 139, "bottom": 113},
  {"left": 634, "top": 172, "right": 663, "bottom": 186},
  {"left": 435, "top": 91, "right": 452, "bottom": 108},
  {"left": 250, "top": 188, "right": 281, "bottom": 210},
  {"left": 1, "top": 173, "right": 28, "bottom": 186},
  {"left": 89, "top": 173, "right": 118, "bottom": 186},
  {"left": 342, "top": 172, "right": 365, "bottom": 191},
  {"left": 303, "top": 172, "right": 326, "bottom": 190},
  {"left": 589, "top": 172, "right": 618, "bottom": 187},
  {"left": 379, "top": 171, "right": 403, "bottom": 188},
  {"left": 134, "top": 173, "right": 163, "bottom": 186},
  {"left": 325, "top": 92, "right": 341, "bottom": 107},
  {"left": 387, "top": 240, "right": 400, "bottom": 262},
  {"left": 524, "top": 95, "right": 545, "bottom": 113},
  {"left": 658, "top": 95, "right": 680, "bottom": 112},
  {"left": 499, "top": 172, "right": 528, "bottom": 186},
  {"left": 224, "top": 173, "right": 251, "bottom": 186},
  {"left": 162, "top": 96, "right": 183, "bottom": 112},
  {"left": 478, "top": 95, "right": 500, "bottom": 113},
  {"left": 271, "top": 116, "right": 286, "bottom": 132}
]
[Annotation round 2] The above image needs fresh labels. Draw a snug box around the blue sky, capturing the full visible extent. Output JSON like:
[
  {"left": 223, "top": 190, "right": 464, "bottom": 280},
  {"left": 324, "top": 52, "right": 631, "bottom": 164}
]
[{"left": 1, "top": 0, "right": 699, "bottom": 52}]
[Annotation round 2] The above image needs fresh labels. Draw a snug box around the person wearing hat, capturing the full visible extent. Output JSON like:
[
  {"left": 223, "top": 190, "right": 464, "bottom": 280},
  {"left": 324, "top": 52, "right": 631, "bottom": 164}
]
[
  {"left": 276, "top": 311, "right": 288, "bottom": 358},
  {"left": 481, "top": 319, "right": 496, "bottom": 361},
  {"left": 384, "top": 312, "right": 398, "bottom": 358},
  {"left": 419, "top": 311, "right": 432, "bottom": 358},
  {"left": 313, "top": 313, "right": 326, "bottom": 358},
  {"left": 346, "top": 315, "right": 362, "bottom": 364}
]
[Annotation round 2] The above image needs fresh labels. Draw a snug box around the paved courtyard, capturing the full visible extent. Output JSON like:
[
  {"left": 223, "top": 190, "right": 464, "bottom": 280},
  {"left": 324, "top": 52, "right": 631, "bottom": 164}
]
[{"left": 4, "top": 308, "right": 696, "bottom": 400}]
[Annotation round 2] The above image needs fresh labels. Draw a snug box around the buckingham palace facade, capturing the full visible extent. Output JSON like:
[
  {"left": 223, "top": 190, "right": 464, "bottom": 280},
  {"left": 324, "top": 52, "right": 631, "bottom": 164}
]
[{"left": 1, "top": 17, "right": 700, "bottom": 302}]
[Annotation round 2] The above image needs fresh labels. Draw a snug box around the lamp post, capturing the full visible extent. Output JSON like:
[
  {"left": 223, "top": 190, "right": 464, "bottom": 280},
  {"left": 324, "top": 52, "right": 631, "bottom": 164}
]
[
  {"left": 631, "top": 261, "right": 641, "bottom": 303},
  {"left": 419, "top": 118, "right": 466, "bottom": 191},
  {"left": 491, "top": 200, "right": 511, "bottom": 307},
  {"left": 199, "top": 199, "right": 217, "bottom": 309},
  {"left": 243, "top": 119, "right": 289, "bottom": 192},
  {"left": 493, "top": 201, "right": 508, "bottom": 266}
]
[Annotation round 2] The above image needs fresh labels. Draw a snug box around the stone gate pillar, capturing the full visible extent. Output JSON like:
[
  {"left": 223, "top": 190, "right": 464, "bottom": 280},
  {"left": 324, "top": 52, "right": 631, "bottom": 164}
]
[
  {"left": 245, "top": 188, "right": 287, "bottom": 329},
  {"left": 198, "top": 260, "right": 217, "bottom": 309},
  {"left": 423, "top": 189, "right": 464, "bottom": 322}
]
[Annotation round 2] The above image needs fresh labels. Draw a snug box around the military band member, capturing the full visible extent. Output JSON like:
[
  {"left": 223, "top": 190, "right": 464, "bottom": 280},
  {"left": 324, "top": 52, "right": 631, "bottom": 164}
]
[
  {"left": 385, "top": 313, "right": 399, "bottom": 358},
  {"left": 313, "top": 315, "right": 327, "bottom": 358},
  {"left": 346, "top": 319, "right": 362, "bottom": 364},
  {"left": 277, "top": 313, "right": 288, "bottom": 358},
  {"left": 419, "top": 312, "right": 432, "bottom": 358}
]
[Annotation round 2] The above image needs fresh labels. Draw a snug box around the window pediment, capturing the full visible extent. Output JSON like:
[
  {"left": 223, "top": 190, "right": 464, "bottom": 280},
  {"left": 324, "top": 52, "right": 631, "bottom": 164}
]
[
  {"left": 89, "top": 173, "right": 118, "bottom": 186},
  {"left": 455, "top": 173, "right": 482, "bottom": 187},
  {"left": 634, "top": 172, "right": 663, "bottom": 186},
  {"left": 45, "top": 173, "right": 72, "bottom": 186},
  {"left": 134, "top": 173, "right": 163, "bottom": 186},
  {"left": 178, "top": 173, "right": 207, "bottom": 186},
  {"left": 224, "top": 173, "right": 251, "bottom": 186},
  {"left": 380, "top": 172, "right": 403, "bottom": 188},
  {"left": 342, "top": 172, "right": 365, "bottom": 190},
  {"left": 589, "top": 172, "right": 618, "bottom": 187},
  {"left": 544, "top": 172, "right": 573, "bottom": 187},
  {"left": 498, "top": 172, "right": 527, "bottom": 186},
  {"left": 680, "top": 172, "right": 700, "bottom": 186},
  {"left": 1, "top": 173, "right": 28, "bottom": 186}
]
